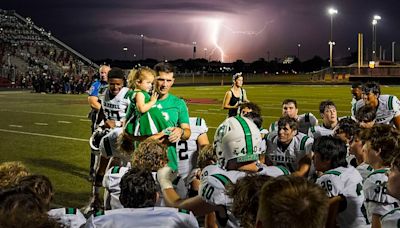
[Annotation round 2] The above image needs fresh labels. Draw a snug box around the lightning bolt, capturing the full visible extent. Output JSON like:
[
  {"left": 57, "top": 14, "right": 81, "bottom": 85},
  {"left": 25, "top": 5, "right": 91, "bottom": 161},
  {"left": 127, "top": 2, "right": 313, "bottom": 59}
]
[
  {"left": 223, "top": 22, "right": 269, "bottom": 36},
  {"left": 206, "top": 19, "right": 271, "bottom": 62},
  {"left": 208, "top": 19, "right": 225, "bottom": 62}
]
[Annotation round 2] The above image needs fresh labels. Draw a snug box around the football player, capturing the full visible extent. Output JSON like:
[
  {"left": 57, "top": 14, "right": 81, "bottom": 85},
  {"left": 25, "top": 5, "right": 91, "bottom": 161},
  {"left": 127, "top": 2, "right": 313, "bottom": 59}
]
[
  {"left": 352, "top": 82, "right": 400, "bottom": 129},
  {"left": 351, "top": 82, "right": 363, "bottom": 116},
  {"left": 313, "top": 136, "right": 369, "bottom": 228},
  {"left": 157, "top": 116, "right": 289, "bottom": 227},
  {"left": 382, "top": 154, "right": 400, "bottom": 227},
  {"left": 266, "top": 116, "right": 313, "bottom": 177},
  {"left": 176, "top": 117, "right": 209, "bottom": 198},
  {"left": 102, "top": 138, "right": 167, "bottom": 210},
  {"left": 362, "top": 125, "right": 400, "bottom": 228},
  {"left": 86, "top": 167, "right": 199, "bottom": 228},
  {"left": 87, "top": 68, "right": 130, "bottom": 212},
  {"left": 308, "top": 100, "right": 338, "bottom": 138},
  {"left": 256, "top": 175, "right": 329, "bottom": 228},
  {"left": 269, "top": 99, "right": 318, "bottom": 134},
  {"left": 87, "top": 65, "right": 110, "bottom": 179}
]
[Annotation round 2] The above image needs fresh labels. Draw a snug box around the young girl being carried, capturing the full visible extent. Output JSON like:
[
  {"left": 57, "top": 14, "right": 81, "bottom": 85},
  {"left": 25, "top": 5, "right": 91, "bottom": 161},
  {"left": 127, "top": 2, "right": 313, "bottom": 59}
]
[{"left": 124, "top": 67, "right": 173, "bottom": 138}]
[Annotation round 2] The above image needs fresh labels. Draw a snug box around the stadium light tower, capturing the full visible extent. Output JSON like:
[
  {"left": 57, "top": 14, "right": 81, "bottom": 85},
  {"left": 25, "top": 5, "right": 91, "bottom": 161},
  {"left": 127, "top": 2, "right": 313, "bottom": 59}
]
[
  {"left": 193, "top": 41, "right": 197, "bottom": 59},
  {"left": 122, "top": 47, "right": 128, "bottom": 60},
  {"left": 328, "top": 7, "right": 338, "bottom": 68},
  {"left": 204, "top": 48, "right": 207, "bottom": 60},
  {"left": 140, "top": 34, "right": 144, "bottom": 60},
  {"left": 372, "top": 15, "right": 381, "bottom": 61},
  {"left": 297, "top": 43, "right": 301, "bottom": 60}
]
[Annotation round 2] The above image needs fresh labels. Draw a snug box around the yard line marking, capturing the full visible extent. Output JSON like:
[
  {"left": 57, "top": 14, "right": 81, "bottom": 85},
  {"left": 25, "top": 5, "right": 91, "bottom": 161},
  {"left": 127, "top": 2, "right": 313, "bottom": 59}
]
[
  {"left": 80, "top": 119, "right": 91, "bottom": 122},
  {"left": 0, "top": 129, "right": 88, "bottom": 142},
  {"left": 0, "top": 109, "right": 87, "bottom": 118},
  {"left": 35, "top": 122, "right": 49, "bottom": 126},
  {"left": 9, "top": 125, "right": 22, "bottom": 128},
  {"left": 57, "top": 121, "right": 71, "bottom": 124},
  {"left": 190, "top": 110, "right": 280, "bottom": 119}
]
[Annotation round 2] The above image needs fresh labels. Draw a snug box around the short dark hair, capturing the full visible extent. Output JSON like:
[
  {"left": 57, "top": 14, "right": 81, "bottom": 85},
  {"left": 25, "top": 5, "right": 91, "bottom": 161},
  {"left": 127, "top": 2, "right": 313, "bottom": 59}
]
[
  {"left": 319, "top": 100, "right": 336, "bottom": 114},
  {"left": 355, "top": 105, "right": 377, "bottom": 123},
  {"left": 278, "top": 116, "right": 298, "bottom": 131},
  {"left": 257, "top": 175, "right": 328, "bottom": 228},
  {"left": 0, "top": 187, "right": 45, "bottom": 215},
  {"left": 108, "top": 67, "right": 125, "bottom": 79},
  {"left": 392, "top": 153, "right": 400, "bottom": 172},
  {"left": 335, "top": 117, "right": 358, "bottom": 139},
  {"left": 312, "top": 136, "right": 348, "bottom": 168},
  {"left": 368, "top": 124, "right": 400, "bottom": 166},
  {"left": 154, "top": 62, "right": 175, "bottom": 75},
  {"left": 240, "top": 102, "right": 261, "bottom": 115},
  {"left": 119, "top": 167, "right": 157, "bottom": 208},
  {"left": 243, "top": 112, "right": 263, "bottom": 129},
  {"left": 351, "top": 82, "right": 362, "bottom": 89},
  {"left": 282, "top": 99, "right": 298, "bottom": 108},
  {"left": 227, "top": 174, "right": 272, "bottom": 228},
  {"left": 362, "top": 81, "right": 380, "bottom": 95}
]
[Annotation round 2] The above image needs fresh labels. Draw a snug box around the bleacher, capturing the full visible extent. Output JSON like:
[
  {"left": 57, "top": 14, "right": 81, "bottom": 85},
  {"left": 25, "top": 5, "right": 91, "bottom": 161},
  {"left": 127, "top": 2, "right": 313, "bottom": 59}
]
[{"left": 0, "top": 9, "right": 98, "bottom": 90}]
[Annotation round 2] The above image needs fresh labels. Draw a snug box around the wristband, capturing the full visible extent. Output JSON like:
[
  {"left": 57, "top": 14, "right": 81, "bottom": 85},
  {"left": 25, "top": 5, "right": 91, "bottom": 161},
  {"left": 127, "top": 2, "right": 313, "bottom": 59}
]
[{"left": 157, "top": 166, "right": 177, "bottom": 190}]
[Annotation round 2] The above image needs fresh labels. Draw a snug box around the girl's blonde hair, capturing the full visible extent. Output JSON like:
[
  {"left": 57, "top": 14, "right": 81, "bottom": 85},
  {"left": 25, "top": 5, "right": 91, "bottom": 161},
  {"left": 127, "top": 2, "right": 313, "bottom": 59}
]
[{"left": 127, "top": 66, "right": 156, "bottom": 89}]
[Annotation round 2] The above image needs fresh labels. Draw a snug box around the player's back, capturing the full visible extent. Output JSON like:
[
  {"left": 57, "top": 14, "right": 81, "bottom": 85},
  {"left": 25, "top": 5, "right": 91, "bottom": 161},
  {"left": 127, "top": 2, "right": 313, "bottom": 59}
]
[
  {"left": 85, "top": 207, "right": 199, "bottom": 228},
  {"left": 48, "top": 208, "right": 86, "bottom": 228},
  {"left": 381, "top": 208, "right": 400, "bottom": 228},
  {"left": 103, "top": 166, "right": 163, "bottom": 210},
  {"left": 363, "top": 168, "right": 400, "bottom": 221},
  {"left": 199, "top": 163, "right": 287, "bottom": 227},
  {"left": 316, "top": 166, "right": 369, "bottom": 228}
]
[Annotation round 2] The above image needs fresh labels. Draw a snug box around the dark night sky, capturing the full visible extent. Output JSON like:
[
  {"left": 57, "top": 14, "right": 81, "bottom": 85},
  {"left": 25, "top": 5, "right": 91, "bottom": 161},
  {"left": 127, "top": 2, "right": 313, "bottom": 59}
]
[{"left": 2, "top": 0, "right": 400, "bottom": 62}]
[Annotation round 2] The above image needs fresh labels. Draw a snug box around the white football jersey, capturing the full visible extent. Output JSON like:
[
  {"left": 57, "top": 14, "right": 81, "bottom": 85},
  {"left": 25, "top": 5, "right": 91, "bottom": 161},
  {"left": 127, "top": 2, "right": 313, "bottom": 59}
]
[
  {"left": 268, "top": 113, "right": 318, "bottom": 134},
  {"left": 356, "top": 162, "right": 374, "bottom": 183},
  {"left": 266, "top": 132, "right": 313, "bottom": 172},
  {"left": 177, "top": 117, "right": 208, "bottom": 183},
  {"left": 351, "top": 98, "right": 358, "bottom": 117},
  {"left": 102, "top": 166, "right": 182, "bottom": 209},
  {"left": 199, "top": 163, "right": 288, "bottom": 227},
  {"left": 381, "top": 208, "right": 400, "bottom": 228},
  {"left": 98, "top": 127, "right": 130, "bottom": 161},
  {"left": 85, "top": 207, "right": 199, "bottom": 228},
  {"left": 363, "top": 168, "right": 400, "bottom": 220},
  {"left": 260, "top": 128, "right": 269, "bottom": 154},
  {"left": 353, "top": 95, "right": 400, "bottom": 125},
  {"left": 316, "top": 166, "right": 370, "bottom": 228},
  {"left": 308, "top": 124, "right": 334, "bottom": 138},
  {"left": 48, "top": 208, "right": 86, "bottom": 228},
  {"left": 99, "top": 87, "right": 130, "bottom": 122},
  {"left": 102, "top": 166, "right": 130, "bottom": 210}
]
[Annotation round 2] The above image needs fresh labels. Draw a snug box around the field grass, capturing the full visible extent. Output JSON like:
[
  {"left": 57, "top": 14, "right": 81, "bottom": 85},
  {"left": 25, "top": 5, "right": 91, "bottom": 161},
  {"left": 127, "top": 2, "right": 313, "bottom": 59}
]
[{"left": 1, "top": 84, "right": 400, "bottom": 208}]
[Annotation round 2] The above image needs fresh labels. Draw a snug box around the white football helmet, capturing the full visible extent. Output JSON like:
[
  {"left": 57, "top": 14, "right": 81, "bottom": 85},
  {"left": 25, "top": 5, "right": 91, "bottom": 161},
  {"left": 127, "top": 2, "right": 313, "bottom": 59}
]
[
  {"left": 89, "top": 127, "right": 110, "bottom": 152},
  {"left": 214, "top": 116, "right": 262, "bottom": 167}
]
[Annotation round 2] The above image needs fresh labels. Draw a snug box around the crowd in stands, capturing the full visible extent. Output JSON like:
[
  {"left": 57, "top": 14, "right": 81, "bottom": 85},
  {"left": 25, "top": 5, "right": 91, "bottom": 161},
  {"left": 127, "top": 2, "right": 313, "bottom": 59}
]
[{"left": 0, "top": 9, "right": 96, "bottom": 91}]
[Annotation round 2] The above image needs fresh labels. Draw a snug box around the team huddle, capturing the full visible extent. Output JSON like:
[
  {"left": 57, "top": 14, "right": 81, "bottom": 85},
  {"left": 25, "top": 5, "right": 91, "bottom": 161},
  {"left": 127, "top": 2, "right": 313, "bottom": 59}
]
[{"left": 1, "top": 62, "right": 400, "bottom": 228}]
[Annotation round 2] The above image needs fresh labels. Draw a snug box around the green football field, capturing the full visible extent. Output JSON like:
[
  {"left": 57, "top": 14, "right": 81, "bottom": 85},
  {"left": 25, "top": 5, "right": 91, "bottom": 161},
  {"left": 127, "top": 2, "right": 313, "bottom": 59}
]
[{"left": 1, "top": 84, "right": 399, "bottom": 208}]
